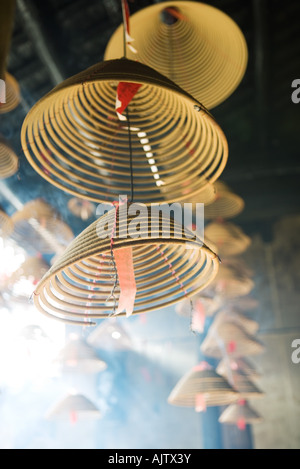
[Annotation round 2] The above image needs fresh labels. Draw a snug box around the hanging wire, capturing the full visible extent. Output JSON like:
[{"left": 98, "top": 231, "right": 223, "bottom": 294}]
[
  {"left": 107, "top": 204, "right": 120, "bottom": 315},
  {"left": 125, "top": 107, "right": 134, "bottom": 203},
  {"left": 106, "top": 0, "right": 135, "bottom": 315},
  {"left": 121, "top": 0, "right": 127, "bottom": 58},
  {"left": 189, "top": 299, "right": 196, "bottom": 335}
]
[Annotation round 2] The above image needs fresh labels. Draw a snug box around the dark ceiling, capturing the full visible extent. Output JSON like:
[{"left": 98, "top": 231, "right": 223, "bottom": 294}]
[
  {"left": 1, "top": 0, "right": 300, "bottom": 243},
  {"left": 0, "top": 0, "right": 300, "bottom": 450}
]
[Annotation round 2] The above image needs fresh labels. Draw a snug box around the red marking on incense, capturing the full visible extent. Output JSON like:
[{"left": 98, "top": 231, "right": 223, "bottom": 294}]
[
  {"left": 156, "top": 245, "right": 188, "bottom": 297},
  {"left": 195, "top": 393, "right": 206, "bottom": 413},
  {"left": 110, "top": 201, "right": 136, "bottom": 317},
  {"left": 70, "top": 411, "right": 77, "bottom": 425},
  {"left": 164, "top": 7, "right": 188, "bottom": 21},
  {"left": 237, "top": 417, "right": 246, "bottom": 431},
  {"left": 227, "top": 340, "right": 236, "bottom": 354}
]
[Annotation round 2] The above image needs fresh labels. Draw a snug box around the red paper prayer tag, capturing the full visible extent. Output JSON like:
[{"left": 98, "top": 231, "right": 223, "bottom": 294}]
[
  {"left": 227, "top": 340, "right": 236, "bottom": 354},
  {"left": 193, "top": 361, "right": 211, "bottom": 372},
  {"left": 114, "top": 246, "right": 136, "bottom": 317},
  {"left": 141, "top": 367, "right": 152, "bottom": 382},
  {"left": 195, "top": 393, "right": 206, "bottom": 413},
  {"left": 116, "top": 82, "right": 141, "bottom": 120},
  {"left": 231, "top": 360, "right": 238, "bottom": 370},
  {"left": 122, "top": 0, "right": 130, "bottom": 33},
  {"left": 70, "top": 411, "right": 77, "bottom": 425},
  {"left": 191, "top": 302, "right": 206, "bottom": 333},
  {"left": 139, "top": 314, "right": 147, "bottom": 324},
  {"left": 237, "top": 417, "right": 246, "bottom": 430},
  {"left": 121, "top": 0, "right": 137, "bottom": 53}
]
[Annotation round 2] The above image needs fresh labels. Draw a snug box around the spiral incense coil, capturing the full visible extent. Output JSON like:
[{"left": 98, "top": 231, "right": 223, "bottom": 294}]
[
  {"left": 204, "top": 181, "right": 245, "bottom": 220},
  {"left": 21, "top": 58, "right": 228, "bottom": 204},
  {"left": 200, "top": 321, "right": 264, "bottom": 359},
  {"left": 161, "top": 181, "right": 216, "bottom": 205},
  {"left": 55, "top": 337, "right": 107, "bottom": 374},
  {"left": 87, "top": 318, "right": 133, "bottom": 350},
  {"left": 0, "top": 139, "right": 18, "bottom": 179},
  {"left": 205, "top": 221, "right": 251, "bottom": 258},
  {"left": 211, "top": 264, "right": 254, "bottom": 298},
  {"left": 9, "top": 257, "right": 49, "bottom": 284},
  {"left": 11, "top": 198, "right": 74, "bottom": 254},
  {"left": 175, "top": 293, "right": 221, "bottom": 317},
  {"left": 221, "top": 257, "right": 254, "bottom": 278},
  {"left": 0, "top": 73, "right": 20, "bottom": 114},
  {"left": 217, "top": 357, "right": 261, "bottom": 381},
  {"left": 33, "top": 205, "right": 219, "bottom": 326},
  {"left": 217, "top": 368, "right": 264, "bottom": 400},
  {"left": 226, "top": 296, "right": 258, "bottom": 312},
  {"left": 167, "top": 366, "right": 239, "bottom": 408},
  {"left": 0, "top": 1, "right": 20, "bottom": 114},
  {"left": 46, "top": 393, "right": 101, "bottom": 420},
  {"left": 185, "top": 183, "right": 216, "bottom": 205},
  {"left": 0, "top": 209, "right": 14, "bottom": 237},
  {"left": 7, "top": 256, "right": 49, "bottom": 299},
  {"left": 104, "top": 1, "right": 248, "bottom": 110},
  {"left": 68, "top": 197, "right": 95, "bottom": 220},
  {"left": 219, "top": 401, "right": 263, "bottom": 425},
  {"left": 216, "top": 310, "right": 259, "bottom": 336}
]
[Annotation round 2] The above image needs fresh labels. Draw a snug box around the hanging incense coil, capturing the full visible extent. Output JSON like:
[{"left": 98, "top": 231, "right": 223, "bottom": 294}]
[
  {"left": 0, "top": 1, "right": 20, "bottom": 114},
  {"left": 104, "top": 1, "right": 248, "bottom": 110},
  {"left": 32, "top": 205, "right": 219, "bottom": 326},
  {"left": 46, "top": 393, "right": 101, "bottom": 420},
  {"left": 68, "top": 197, "right": 95, "bottom": 221},
  {"left": 7, "top": 256, "right": 49, "bottom": 299},
  {"left": 217, "top": 357, "right": 261, "bottom": 381},
  {"left": 162, "top": 181, "right": 216, "bottom": 205},
  {"left": 205, "top": 221, "right": 251, "bottom": 258},
  {"left": 175, "top": 293, "right": 222, "bottom": 318},
  {"left": 0, "top": 139, "right": 19, "bottom": 179},
  {"left": 204, "top": 181, "right": 245, "bottom": 219},
  {"left": 216, "top": 310, "right": 259, "bottom": 336},
  {"left": 219, "top": 400, "right": 263, "bottom": 425},
  {"left": 0, "top": 73, "right": 20, "bottom": 114},
  {"left": 201, "top": 319, "right": 264, "bottom": 359},
  {"left": 0, "top": 208, "right": 14, "bottom": 237},
  {"left": 87, "top": 318, "right": 133, "bottom": 350},
  {"left": 217, "top": 368, "right": 264, "bottom": 400},
  {"left": 221, "top": 257, "right": 254, "bottom": 278},
  {"left": 11, "top": 198, "right": 74, "bottom": 254},
  {"left": 21, "top": 57, "right": 228, "bottom": 204},
  {"left": 184, "top": 183, "right": 216, "bottom": 205},
  {"left": 55, "top": 337, "right": 107, "bottom": 374},
  {"left": 211, "top": 264, "right": 254, "bottom": 298},
  {"left": 226, "top": 296, "right": 258, "bottom": 312},
  {"left": 167, "top": 364, "right": 239, "bottom": 409},
  {"left": 20, "top": 324, "right": 48, "bottom": 342},
  {"left": 9, "top": 257, "right": 49, "bottom": 283}
]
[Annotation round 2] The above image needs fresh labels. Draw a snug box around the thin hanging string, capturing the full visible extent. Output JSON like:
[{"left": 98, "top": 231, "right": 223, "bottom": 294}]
[
  {"left": 107, "top": 202, "right": 120, "bottom": 315},
  {"left": 121, "top": 0, "right": 128, "bottom": 58},
  {"left": 106, "top": 0, "right": 134, "bottom": 316},
  {"left": 126, "top": 107, "right": 134, "bottom": 203},
  {"left": 189, "top": 298, "right": 196, "bottom": 335},
  {"left": 121, "top": 0, "right": 134, "bottom": 202}
]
